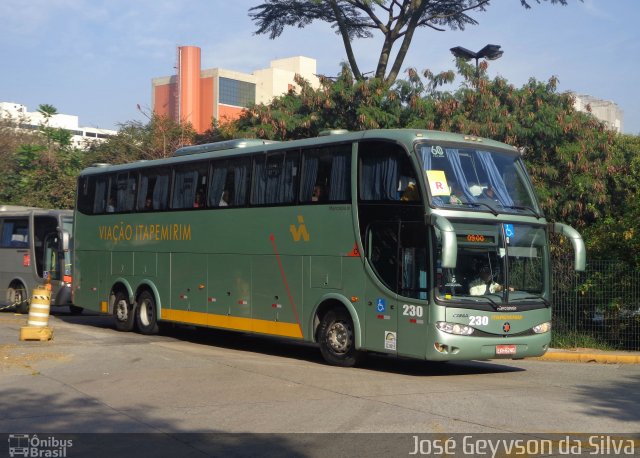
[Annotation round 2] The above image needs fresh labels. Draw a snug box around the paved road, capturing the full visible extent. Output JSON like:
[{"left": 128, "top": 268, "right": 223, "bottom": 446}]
[{"left": 1, "top": 309, "right": 639, "bottom": 454}]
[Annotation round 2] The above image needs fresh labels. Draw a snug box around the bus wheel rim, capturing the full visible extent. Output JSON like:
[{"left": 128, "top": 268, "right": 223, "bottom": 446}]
[
  {"left": 115, "top": 300, "right": 128, "bottom": 321},
  {"left": 140, "top": 299, "right": 152, "bottom": 326},
  {"left": 327, "top": 322, "right": 351, "bottom": 354}
]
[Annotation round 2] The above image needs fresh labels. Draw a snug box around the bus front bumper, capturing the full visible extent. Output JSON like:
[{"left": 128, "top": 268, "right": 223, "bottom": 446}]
[{"left": 425, "top": 331, "right": 551, "bottom": 362}]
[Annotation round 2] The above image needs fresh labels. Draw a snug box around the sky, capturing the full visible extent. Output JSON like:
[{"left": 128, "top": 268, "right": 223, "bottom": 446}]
[{"left": 1, "top": 0, "right": 638, "bottom": 134}]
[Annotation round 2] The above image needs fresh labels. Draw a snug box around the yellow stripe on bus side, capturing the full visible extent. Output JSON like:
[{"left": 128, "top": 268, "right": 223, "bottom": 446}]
[{"left": 162, "top": 309, "right": 304, "bottom": 339}]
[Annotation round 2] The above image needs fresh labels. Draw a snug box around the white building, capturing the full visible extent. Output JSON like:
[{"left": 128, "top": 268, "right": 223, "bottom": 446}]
[
  {"left": 571, "top": 94, "right": 624, "bottom": 133},
  {"left": 253, "top": 56, "right": 320, "bottom": 105},
  {"left": 0, "top": 102, "right": 117, "bottom": 149}
]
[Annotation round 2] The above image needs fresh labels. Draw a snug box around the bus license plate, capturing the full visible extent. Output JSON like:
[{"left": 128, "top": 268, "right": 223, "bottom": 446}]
[{"left": 496, "top": 344, "right": 517, "bottom": 355}]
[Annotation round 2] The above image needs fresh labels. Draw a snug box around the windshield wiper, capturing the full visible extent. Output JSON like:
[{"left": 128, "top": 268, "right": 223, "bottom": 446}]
[
  {"left": 511, "top": 296, "right": 551, "bottom": 307},
  {"left": 502, "top": 204, "right": 541, "bottom": 218},
  {"left": 460, "top": 201, "right": 499, "bottom": 216},
  {"left": 451, "top": 295, "right": 501, "bottom": 310}
]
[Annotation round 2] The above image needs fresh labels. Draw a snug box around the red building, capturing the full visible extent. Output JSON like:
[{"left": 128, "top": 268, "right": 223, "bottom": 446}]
[{"left": 152, "top": 46, "right": 319, "bottom": 133}]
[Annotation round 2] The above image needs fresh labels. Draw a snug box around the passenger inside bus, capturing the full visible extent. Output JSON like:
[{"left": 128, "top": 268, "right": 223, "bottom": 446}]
[
  {"left": 219, "top": 190, "right": 230, "bottom": 206},
  {"left": 400, "top": 181, "right": 419, "bottom": 201},
  {"left": 469, "top": 264, "right": 504, "bottom": 295},
  {"left": 312, "top": 184, "right": 326, "bottom": 202},
  {"left": 479, "top": 185, "right": 500, "bottom": 204},
  {"left": 448, "top": 183, "right": 465, "bottom": 205},
  {"left": 194, "top": 190, "right": 205, "bottom": 208}
]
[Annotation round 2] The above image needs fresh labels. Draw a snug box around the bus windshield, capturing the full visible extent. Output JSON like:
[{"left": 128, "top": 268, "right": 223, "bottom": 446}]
[
  {"left": 416, "top": 143, "right": 539, "bottom": 216},
  {"left": 437, "top": 223, "right": 547, "bottom": 307}
]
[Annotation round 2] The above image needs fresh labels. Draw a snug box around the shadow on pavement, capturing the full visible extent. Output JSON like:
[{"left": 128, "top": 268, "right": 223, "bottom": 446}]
[
  {"left": 575, "top": 374, "right": 640, "bottom": 423},
  {"left": 52, "top": 309, "right": 524, "bottom": 377},
  {"left": 0, "top": 387, "right": 312, "bottom": 457}
]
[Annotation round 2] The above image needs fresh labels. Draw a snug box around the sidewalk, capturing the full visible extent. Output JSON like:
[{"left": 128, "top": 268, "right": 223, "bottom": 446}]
[{"left": 536, "top": 347, "right": 640, "bottom": 364}]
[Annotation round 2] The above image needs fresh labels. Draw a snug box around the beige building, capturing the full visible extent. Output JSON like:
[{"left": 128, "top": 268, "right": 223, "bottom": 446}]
[{"left": 571, "top": 93, "right": 623, "bottom": 133}]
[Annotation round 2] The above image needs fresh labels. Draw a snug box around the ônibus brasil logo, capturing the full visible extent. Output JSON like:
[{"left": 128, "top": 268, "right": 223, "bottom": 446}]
[{"left": 8, "top": 434, "right": 73, "bottom": 457}]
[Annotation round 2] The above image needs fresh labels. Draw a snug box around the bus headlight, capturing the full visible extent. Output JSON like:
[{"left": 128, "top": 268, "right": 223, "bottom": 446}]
[
  {"left": 436, "top": 321, "right": 474, "bottom": 336},
  {"left": 532, "top": 322, "right": 551, "bottom": 334}
]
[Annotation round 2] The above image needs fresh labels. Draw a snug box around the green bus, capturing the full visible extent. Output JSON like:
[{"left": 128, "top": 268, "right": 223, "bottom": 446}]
[
  {"left": 72, "top": 129, "right": 585, "bottom": 366},
  {"left": 0, "top": 205, "right": 75, "bottom": 314}
]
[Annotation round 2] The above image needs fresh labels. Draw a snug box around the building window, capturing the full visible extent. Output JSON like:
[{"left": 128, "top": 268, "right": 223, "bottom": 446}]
[{"left": 219, "top": 77, "right": 256, "bottom": 108}]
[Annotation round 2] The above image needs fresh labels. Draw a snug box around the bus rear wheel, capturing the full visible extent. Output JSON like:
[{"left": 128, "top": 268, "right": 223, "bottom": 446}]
[
  {"left": 113, "top": 292, "right": 135, "bottom": 332},
  {"left": 136, "top": 291, "right": 159, "bottom": 335},
  {"left": 318, "top": 308, "right": 362, "bottom": 367}
]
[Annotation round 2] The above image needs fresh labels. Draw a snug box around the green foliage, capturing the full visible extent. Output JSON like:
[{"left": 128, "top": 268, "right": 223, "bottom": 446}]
[
  {"left": 551, "top": 330, "right": 616, "bottom": 351},
  {"left": 0, "top": 107, "right": 85, "bottom": 208},
  {"left": 581, "top": 134, "right": 640, "bottom": 268},
  {"left": 86, "top": 113, "right": 195, "bottom": 164}
]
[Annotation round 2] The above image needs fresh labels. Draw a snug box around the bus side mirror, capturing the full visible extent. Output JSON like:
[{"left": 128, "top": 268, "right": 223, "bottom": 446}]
[
  {"left": 427, "top": 214, "right": 457, "bottom": 269},
  {"left": 549, "top": 222, "right": 586, "bottom": 272},
  {"left": 60, "top": 230, "right": 70, "bottom": 252}
]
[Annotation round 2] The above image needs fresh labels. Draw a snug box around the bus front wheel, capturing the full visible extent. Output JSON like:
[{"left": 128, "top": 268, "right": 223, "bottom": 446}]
[
  {"left": 136, "top": 291, "right": 159, "bottom": 335},
  {"left": 113, "top": 292, "right": 135, "bottom": 332},
  {"left": 318, "top": 308, "right": 362, "bottom": 367},
  {"left": 10, "top": 284, "right": 28, "bottom": 314}
]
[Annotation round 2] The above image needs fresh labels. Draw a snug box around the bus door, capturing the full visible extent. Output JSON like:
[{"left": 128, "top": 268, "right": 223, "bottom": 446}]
[
  {"left": 396, "top": 222, "right": 430, "bottom": 359},
  {"left": 364, "top": 221, "right": 399, "bottom": 354},
  {"left": 43, "top": 233, "right": 61, "bottom": 283}
]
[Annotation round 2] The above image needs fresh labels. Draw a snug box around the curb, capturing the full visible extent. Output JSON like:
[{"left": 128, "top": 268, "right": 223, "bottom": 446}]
[{"left": 535, "top": 352, "right": 640, "bottom": 364}]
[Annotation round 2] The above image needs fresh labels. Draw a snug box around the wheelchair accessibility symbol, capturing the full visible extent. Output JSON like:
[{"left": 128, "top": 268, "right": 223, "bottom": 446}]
[
  {"left": 504, "top": 224, "right": 515, "bottom": 238},
  {"left": 376, "top": 298, "right": 386, "bottom": 313}
]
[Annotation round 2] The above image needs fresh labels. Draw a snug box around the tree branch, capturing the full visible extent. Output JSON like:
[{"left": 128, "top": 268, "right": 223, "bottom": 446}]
[{"left": 329, "top": 0, "right": 363, "bottom": 79}]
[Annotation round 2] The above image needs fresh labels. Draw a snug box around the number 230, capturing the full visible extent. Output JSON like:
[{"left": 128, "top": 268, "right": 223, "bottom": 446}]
[{"left": 402, "top": 304, "right": 423, "bottom": 317}]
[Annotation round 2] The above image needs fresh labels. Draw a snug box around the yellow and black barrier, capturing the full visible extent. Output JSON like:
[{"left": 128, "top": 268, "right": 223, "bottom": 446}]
[{"left": 19, "top": 286, "right": 53, "bottom": 341}]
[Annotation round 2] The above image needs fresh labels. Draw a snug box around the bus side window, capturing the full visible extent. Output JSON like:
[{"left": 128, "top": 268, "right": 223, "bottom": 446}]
[
  {"left": 359, "top": 141, "right": 420, "bottom": 203},
  {"left": 116, "top": 172, "right": 136, "bottom": 212},
  {"left": 228, "top": 157, "right": 250, "bottom": 206},
  {"left": 1, "top": 219, "right": 29, "bottom": 248},
  {"left": 77, "top": 176, "right": 94, "bottom": 215},
  {"left": 300, "top": 145, "right": 351, "bottom": 203},
  {"left": 138, "top": 168, "right": 170, "bottom": 211},
  {"left": 252, "top": 150, "right": 299, "bottom": 206},
  {"left": 93, "top": 175, "right": 109, "bottom": 214},
  {"left": 171, "top": 163, "right": 208, "bottom": 210},
  {"left": 207, "top": 157, "right": 250, "bottom": 208}
]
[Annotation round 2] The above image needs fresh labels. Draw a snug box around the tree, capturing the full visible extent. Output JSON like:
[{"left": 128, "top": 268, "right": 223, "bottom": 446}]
[
  {"left": 0, "top": 113, "right": 42, "bottom": 201},
  {"left": 0, "top": 104, "right": 84, "bottom": 208},
  {"left": 249, "top": 0, "right": 569, "bottom": 85},
  {"left": 86, "top": 113, "right": 196, "bottom": 165},
  {"left": 216, "top": 66, "right": 409, "bottom": 140},
  {"left": 582, "top": 134, "right": 640, "bottom": 269}
]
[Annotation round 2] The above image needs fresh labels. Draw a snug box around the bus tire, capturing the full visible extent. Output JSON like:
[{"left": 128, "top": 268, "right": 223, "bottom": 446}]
[
  {"left": 69, "top": 305, "right": 83, "bottom": 315},
  {"left": 12, "top": 284, "right": 29, "bottom": 314},
  {"left": 317, "top": 308, "right": 362, "bottom": 367},
  {"left": 113, "top": 291, "right": 135, "bottom": 332},
  {"left": 136, "top": 290, "right": 159, "bottom": 335}
]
